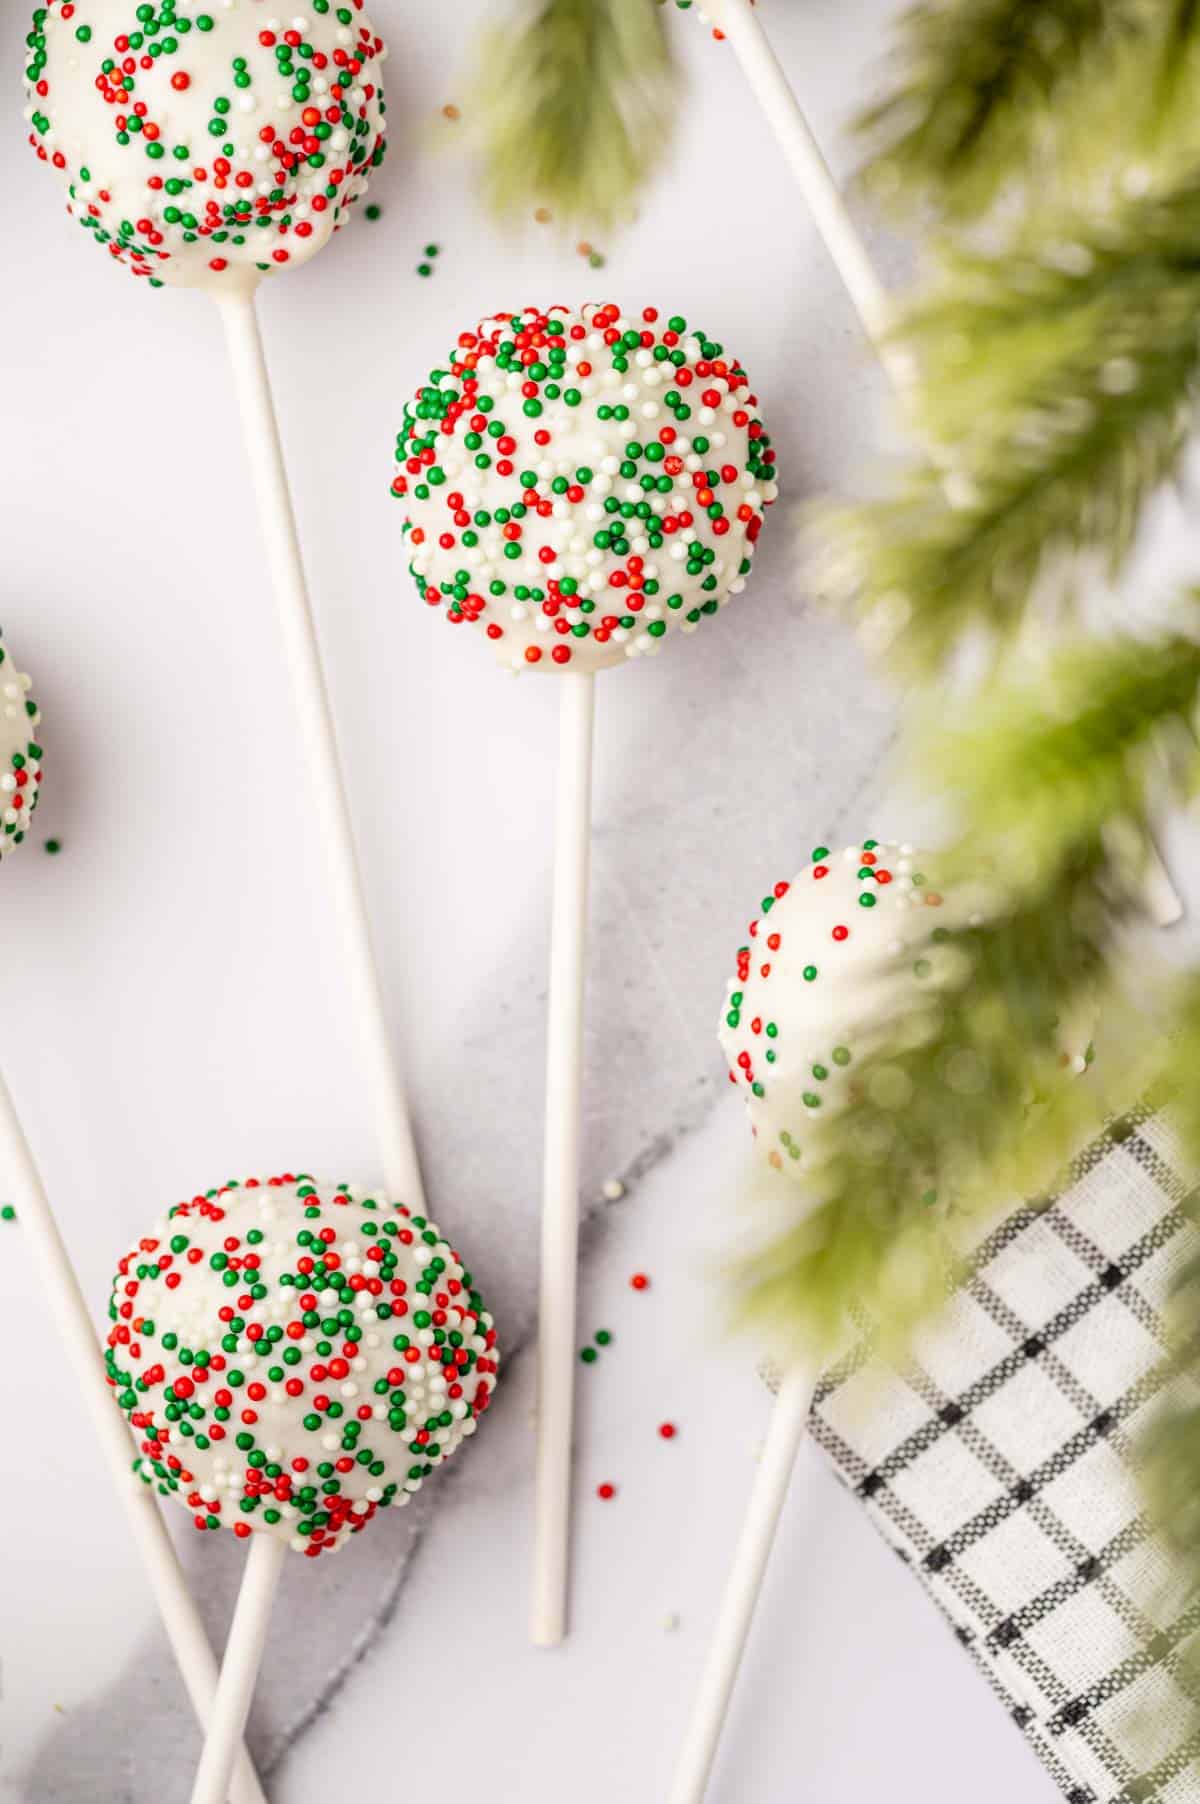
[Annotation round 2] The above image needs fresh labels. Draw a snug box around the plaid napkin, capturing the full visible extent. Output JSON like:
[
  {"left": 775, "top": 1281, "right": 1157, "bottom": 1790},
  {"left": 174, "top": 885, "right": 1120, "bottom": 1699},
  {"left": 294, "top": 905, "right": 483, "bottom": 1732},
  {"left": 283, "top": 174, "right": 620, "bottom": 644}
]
[{"left": 791, "top": 1108, "right": 1200, "bottom": 1802}]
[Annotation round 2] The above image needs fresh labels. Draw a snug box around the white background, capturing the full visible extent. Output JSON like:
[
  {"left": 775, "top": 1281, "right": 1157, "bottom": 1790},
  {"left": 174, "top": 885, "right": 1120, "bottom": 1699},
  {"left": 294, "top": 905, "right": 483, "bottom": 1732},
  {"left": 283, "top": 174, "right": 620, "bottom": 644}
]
[{"left": 2, "top": 0, "right": 1172, "bottom": 1796}]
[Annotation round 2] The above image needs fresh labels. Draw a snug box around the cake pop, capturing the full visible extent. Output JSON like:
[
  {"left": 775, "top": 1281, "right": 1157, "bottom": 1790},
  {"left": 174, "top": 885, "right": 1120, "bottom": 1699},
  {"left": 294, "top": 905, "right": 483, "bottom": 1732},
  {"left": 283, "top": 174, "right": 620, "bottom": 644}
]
[
  {"left": 395, "top": 302, "right": 778, "bottom": 673},
  {"left": 107, "top": 1173, "right": 499, "bottom": 1556},
  {"left": 719, "top": 838, "right": 1093, "bottom": 1174},
  {"left": 110, "top": 1174, "right": 499, "bottom": 1804},
  {"left": 24, "top": 0, "right": 386, "bottom": 291},
  {"left": 0, "top": 631, "right": 42, "bottom": 856},
  {"left": 393, "top": 301, "right": 777, "bottom": 1646}
]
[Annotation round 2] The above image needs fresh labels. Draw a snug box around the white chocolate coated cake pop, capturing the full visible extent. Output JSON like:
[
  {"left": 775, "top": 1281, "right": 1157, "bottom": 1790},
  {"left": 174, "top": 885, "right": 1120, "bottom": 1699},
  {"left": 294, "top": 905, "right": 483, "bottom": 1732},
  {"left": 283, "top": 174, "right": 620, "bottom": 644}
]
[
  {"left": 105, "top": 1175, "right": 499, "bottom": 1556},
  {"left": 0, "top": 631, "right": 43, "bottom": 858},
  {"left": 719, "top": 840, "right": 1095, "bottom": 1175},
  {"left": 24, "top": 0, "right": 386, "bottom": 291},
  {"left": 393, "top": 303, "right": 778, "bottom": 673},
  {"left": 720, "top": 842, "right": 947, "bottom": 1172}
]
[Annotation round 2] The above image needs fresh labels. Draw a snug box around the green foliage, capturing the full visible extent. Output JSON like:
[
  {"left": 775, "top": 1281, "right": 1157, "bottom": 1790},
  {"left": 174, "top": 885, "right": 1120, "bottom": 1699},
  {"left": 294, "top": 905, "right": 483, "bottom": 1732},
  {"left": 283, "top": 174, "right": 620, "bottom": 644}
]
[
  {"left": 467, "top": 0, "right": 678, "bottom": 229},
  {"left": 856, "top": 0, "right": 1200, "bottom": 220},
  {"left": 857, "top": 0, "right": 1125, "bottom": 220},
  {"left": 924, "top": 631, "right": 1200, "bottom": 873},
  {"left": 1153, "top": 0, "right": 1200, "bottom": 129},
  {"left": 821, "top": 175, "right": 1200, "bottom": 674}
]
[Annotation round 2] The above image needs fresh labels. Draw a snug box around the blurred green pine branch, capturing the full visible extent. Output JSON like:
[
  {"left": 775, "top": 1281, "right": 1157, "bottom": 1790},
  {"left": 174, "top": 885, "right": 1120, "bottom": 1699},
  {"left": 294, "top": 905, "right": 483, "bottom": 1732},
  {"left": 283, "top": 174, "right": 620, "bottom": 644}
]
[
  {"left": 819, "top": 169, "right": 1200, "bottom": 674},
  {"left": 468, "top": 0, "right": 678, "bottom": 229},
  {"left": 856, "top": 0, "right": 1200, "bottom": 220}
]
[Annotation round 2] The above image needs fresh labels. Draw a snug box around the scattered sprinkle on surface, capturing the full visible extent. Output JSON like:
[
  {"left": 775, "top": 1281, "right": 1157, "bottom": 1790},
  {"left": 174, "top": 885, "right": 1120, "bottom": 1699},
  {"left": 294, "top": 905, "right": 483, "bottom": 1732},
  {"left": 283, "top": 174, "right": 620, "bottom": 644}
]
[
  {"left": 602, "top": 1178, "right": 625, "bottom": 1201},
  {"left": 596, "top": 1482, "right": 616, "bottom": 1500},
  {"left": 44, "top": 838, "right": 61, "bottom": 855},
  {"left": 580, "top": 1345, "right": 598, "bottom": 1364},
  {"left": 365, "top": 204, "right": 383, "bottom": 222},
  {"left": 1, "top": 1205, "right": 16, "bottom": 1222},
  {"left": 630, "top": 1272, "right": 650, "bottom": 1292},
  {"left": 659, "top": 1422, "right": 677, "bottom": 1440},
  {"left": 594, "top": 1329, "right": 612, "bottom": 1346}
]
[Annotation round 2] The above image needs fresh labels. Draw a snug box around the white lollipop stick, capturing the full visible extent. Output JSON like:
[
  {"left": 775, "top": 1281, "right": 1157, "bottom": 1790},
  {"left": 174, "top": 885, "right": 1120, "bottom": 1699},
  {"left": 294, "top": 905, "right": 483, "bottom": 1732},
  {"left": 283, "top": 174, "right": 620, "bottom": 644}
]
[
  {"left": 215, "top": 285, "right": 425, "bottom": 1205},
  {"left": 705, "top": 0, "right": 900, "bottom": 378},
  {"left": 707, "top": 0, "right": 1182, "bottom": 926},
  {"left": 667, "top": 1363, "right": 815, "bottom": 1804},
  {"left": 189, "top": 1538, "right": 288, "bottom": 1804},
  {"left": 532, "top": 670, "right": 596, "bottom": 1646},
  {"left": 0, "top": 1069, "right": 266, "bottom": 1804}
]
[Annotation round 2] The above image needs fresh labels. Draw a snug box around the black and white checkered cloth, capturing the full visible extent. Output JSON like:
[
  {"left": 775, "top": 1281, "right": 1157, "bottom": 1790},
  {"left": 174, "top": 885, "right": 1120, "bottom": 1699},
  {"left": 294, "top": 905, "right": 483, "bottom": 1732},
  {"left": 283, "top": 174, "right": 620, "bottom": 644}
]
[{"left": 798, "top": 1108, "right": 1200, "bottom": 1802}]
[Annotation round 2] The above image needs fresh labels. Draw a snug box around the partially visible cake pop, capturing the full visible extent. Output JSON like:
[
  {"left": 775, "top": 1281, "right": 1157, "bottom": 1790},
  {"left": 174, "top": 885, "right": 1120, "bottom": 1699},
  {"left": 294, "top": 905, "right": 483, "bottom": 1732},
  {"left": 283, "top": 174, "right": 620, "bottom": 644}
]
[
  {"left": 719, "top": 838, "right": 1091, "bottom": 1175},
  {"left": 719, "top": 840, "right": 948, "bottom": 1172},
  {"left": 394, "top": 302, "right": 778, "bottom": 673},
  {"left": 0, "top": 629, "right": 43, "bottom": 857},
  {"left": 23, "top": 0, "right": 387, "bottom": 291},
  {"left": 106, "top": 1173, "right": 499, "bottom": 1557}
]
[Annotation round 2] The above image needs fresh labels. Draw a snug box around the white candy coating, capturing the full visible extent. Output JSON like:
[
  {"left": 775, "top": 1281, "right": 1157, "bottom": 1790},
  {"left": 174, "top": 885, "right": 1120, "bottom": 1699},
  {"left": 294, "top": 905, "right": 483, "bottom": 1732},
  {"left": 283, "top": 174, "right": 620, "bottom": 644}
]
[
  {"left": 719, "top": 841, "right": 1094, "bottom": 1174},
  {"left": 0, "top": 631, "right": 43, "bottom": 857},
  {"left": 719, "top": 843, "right": 949, "bottom": 1171},
  {"left": 105, "top": 1175, "right": 499, "bottom": 1555},
  {"left": 25, "top": 0, "right": 387, "bottom": 292},
  {"left": 396, "top": 304, "right": 778, "bottom": 674}
]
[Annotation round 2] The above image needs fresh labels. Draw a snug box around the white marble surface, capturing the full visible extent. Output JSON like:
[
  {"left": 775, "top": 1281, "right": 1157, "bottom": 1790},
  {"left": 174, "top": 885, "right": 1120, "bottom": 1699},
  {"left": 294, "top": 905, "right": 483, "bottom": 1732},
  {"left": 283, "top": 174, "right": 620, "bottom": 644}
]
[{"left": 1, "top": 0, "right": 1170, "bottom": 1797}]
